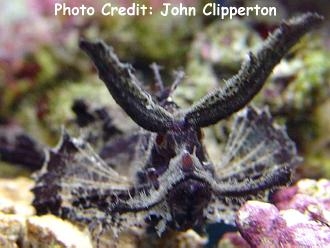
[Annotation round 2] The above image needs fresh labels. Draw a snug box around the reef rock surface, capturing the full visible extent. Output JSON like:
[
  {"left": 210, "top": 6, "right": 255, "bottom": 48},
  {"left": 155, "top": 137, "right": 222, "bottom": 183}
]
[{"left": 234, "top": 179, "right": 330, "bottom": 247}]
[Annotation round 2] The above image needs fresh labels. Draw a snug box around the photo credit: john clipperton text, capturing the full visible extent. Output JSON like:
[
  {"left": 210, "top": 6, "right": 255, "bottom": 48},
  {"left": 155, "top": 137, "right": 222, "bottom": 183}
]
[{"left": 54, "top": 2, "right": 277, "bottom": 19}]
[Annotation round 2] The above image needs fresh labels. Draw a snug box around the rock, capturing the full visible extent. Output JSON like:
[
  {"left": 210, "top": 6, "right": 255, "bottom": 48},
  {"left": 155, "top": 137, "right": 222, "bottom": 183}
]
[
  {"left": 0, "top": 177, "right": 34, "bottom": 216},
  {"left": 217, "top": 232, "right": 249, "bottom": 248},
  {"left": 0, "top": 212, "right": 26, "bottom": 247},
  {"left": 137, "top": 229, "right": 207, "bottom": 248},
  {"left": 165, "top": 229, "right": 207, "bottom": 248},
  {"left": 26, "top": 215, "right": 93, "bottom": 248},
  {"left": 236, "top": 200, "right": 330, "bottom": 247},
  {"left": 273, "top": 178, "right": 330, "bottom": 225},
  {"left": 216, "top": 178, "right": 330, "bottom": 247},
  {"left": 0, "top": 177, "right": 93, "bottom": 248}
]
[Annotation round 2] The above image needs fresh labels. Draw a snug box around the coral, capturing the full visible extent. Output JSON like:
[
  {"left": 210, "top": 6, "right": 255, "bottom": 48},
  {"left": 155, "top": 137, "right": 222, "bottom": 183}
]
[
  {"left": 230, "top": 179, "right": 330, "bottom": 247},
  {"left": 236, "top": 200, "right": 330, "bottom": 247},
  {"left": 273, "top": 179, "right": 330, "bottom": 223},
  {"left": 0, "top": 0, "right": 55, "bottom": 61}
]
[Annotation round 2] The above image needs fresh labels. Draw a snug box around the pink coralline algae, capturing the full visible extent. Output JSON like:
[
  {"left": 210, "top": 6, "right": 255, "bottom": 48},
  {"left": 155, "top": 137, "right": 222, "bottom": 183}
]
[
  {"left": 235, "top": 179, "right": 330, "bottom": 248},
  {"left": 0, "top": 0, "right": 102, "bottom": 61},
  {"left": 0, "top": 0, "right": 54, "bottom": 61}
]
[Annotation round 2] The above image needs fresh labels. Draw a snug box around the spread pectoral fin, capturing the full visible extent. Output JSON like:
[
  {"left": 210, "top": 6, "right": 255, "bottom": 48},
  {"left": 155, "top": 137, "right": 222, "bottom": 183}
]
[
  {"left": 32, "top": 129, "right": 132, "bottom": 223},
  {"left": 206, "top": 107, "right": 301, "bottom": 224}
]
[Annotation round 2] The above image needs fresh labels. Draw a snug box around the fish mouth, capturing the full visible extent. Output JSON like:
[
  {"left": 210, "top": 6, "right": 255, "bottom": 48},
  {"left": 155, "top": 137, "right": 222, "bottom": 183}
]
[{"left": 166, "top": 176, "right": 212, "bottom": 230}]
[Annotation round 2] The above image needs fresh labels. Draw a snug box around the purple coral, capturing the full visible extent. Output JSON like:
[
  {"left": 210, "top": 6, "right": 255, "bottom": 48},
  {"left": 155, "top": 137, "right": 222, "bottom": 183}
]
[
  {"left": 235, "top": 179, "right": 330, "bottom": 247},
  {"left": 273, "top": 179, "right": 330, "bottom": 226}
]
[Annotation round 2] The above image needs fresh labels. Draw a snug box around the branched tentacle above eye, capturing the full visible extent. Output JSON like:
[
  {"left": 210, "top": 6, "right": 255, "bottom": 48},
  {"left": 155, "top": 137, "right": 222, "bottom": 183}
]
[
  {"left": 79, "top": 40, "right": 174, "bottom": 132},
  {"left": 182, "top": 13, "right": 323, "bottom": 128}
]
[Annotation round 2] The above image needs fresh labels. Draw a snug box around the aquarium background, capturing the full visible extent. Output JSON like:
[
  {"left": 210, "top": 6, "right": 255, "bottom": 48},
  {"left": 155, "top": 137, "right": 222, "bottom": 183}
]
[{"left": 0, "top": 0, "right": 329, "bottom": 247}]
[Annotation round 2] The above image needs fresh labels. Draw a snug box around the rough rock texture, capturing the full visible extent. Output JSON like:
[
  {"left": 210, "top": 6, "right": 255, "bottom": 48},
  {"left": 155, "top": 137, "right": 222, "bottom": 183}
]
[
  {"left": 236, "top": 201, "right": 330, "bottom": 247},
  {"left": 27, "top": 215, "right": 93, "bottom": 248},
  {"left": 0, "top": 212, "right": 25, "bottom": 248},
  {"left": 234, "top": 179, "right": 330, "bottom": 248},
  {"left": 0, "top": 177, "right": 34, "bottom": 216},
  {"left": 217, "top": 179, "right": 330, "bottom": 247},
  {"left": 273, "top": 178, "right": 330, "bottom": 225},
  {"left": 0, "top": 177, "right": 94, "bottom": 247}
]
